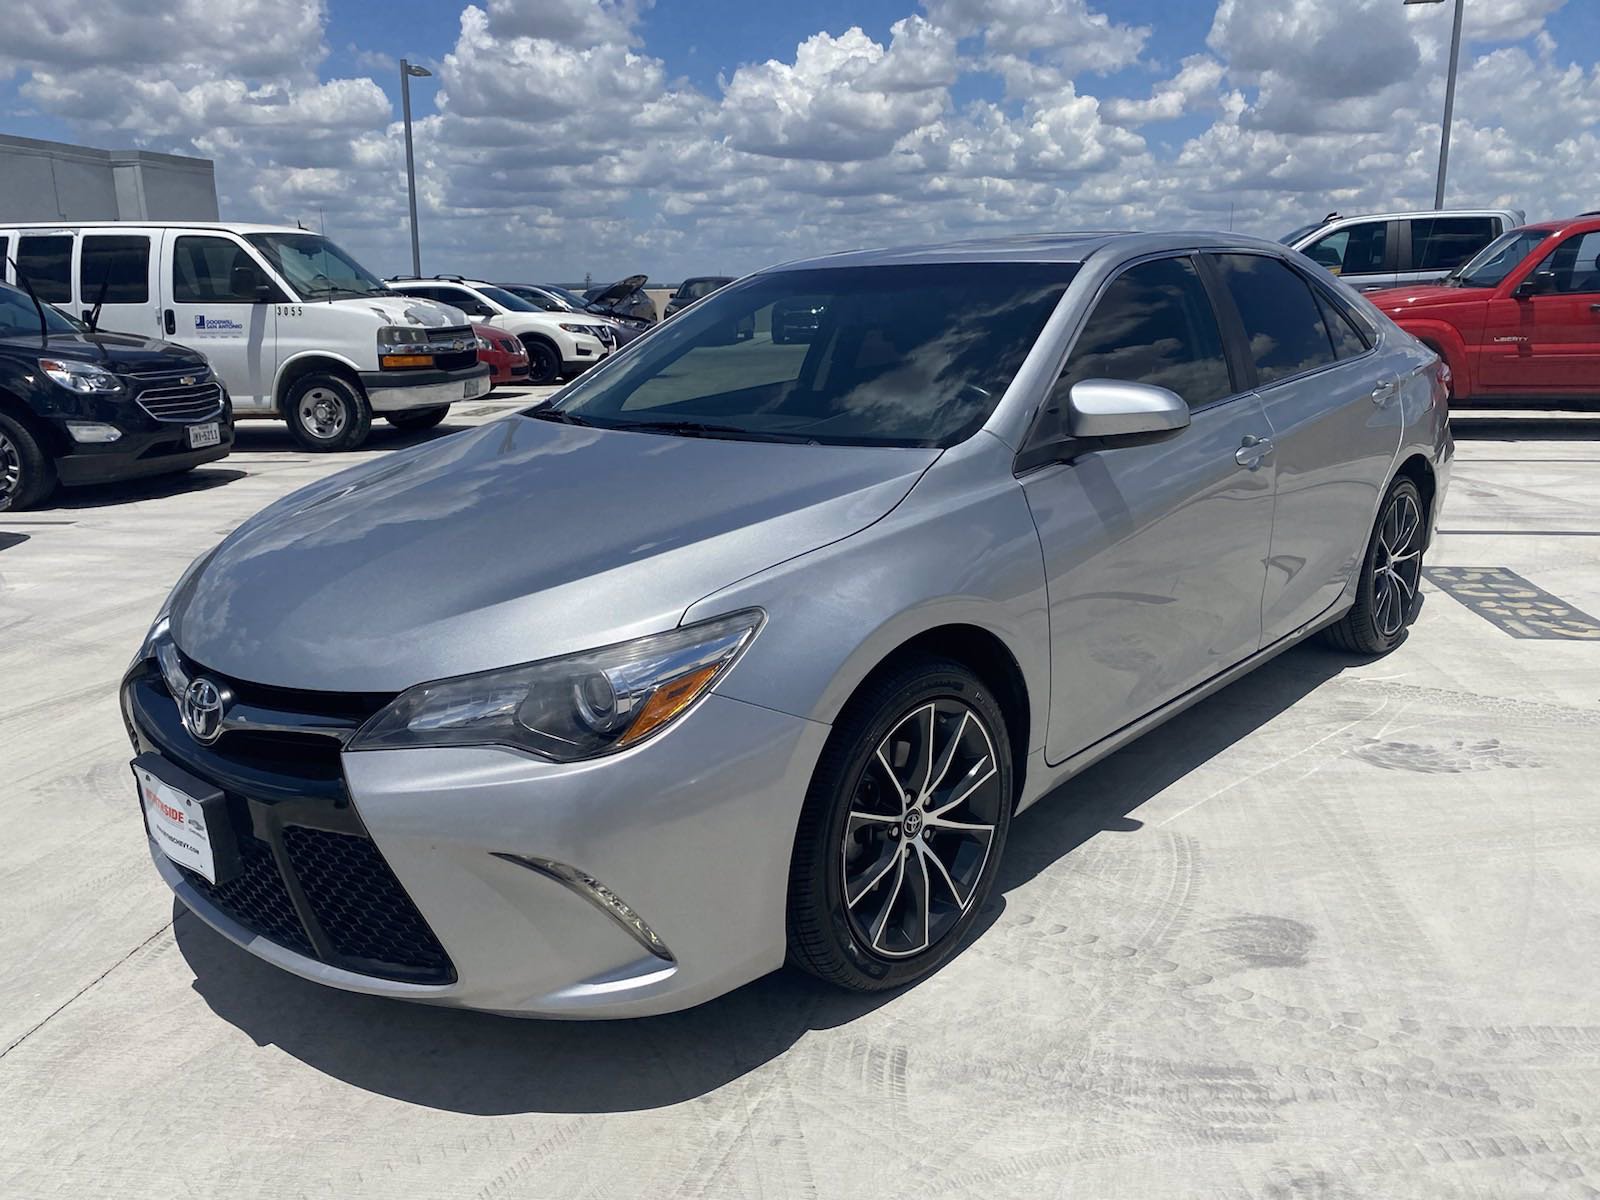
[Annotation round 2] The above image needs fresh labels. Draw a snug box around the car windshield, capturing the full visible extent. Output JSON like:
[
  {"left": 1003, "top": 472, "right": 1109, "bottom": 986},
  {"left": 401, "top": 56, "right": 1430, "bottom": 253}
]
[
  {"left": 0, "top": 285, "right": 80, "bottom": 336},
  {"left": 477, "top": 285, "right": 544, "bottom": 313},
  {"left": 1280, "top": 223, "right": 1324, "bottom": 246},
  {"left": 244, "top": 232, "right": 387, "bottom": 299},
  {"left": 1450, "top": 229, "right": 1553, "bottom": 288},
  {"left": 536, "top": 263, "right": 1076, "bottom": 448},
  {"left": 679, "top": 278, "right": 729, "bottom": 301}
]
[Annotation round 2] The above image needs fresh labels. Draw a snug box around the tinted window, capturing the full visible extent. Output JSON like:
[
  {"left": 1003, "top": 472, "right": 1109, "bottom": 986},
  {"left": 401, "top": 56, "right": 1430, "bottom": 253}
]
[
  {"left": 173, "top": 236, "right": 267, "bottom": 302},
  {"left": 1215, "top": 254, "right": 1338, "bottom": 385},
  {"left": 1313, "top": 290, "right": 1370, "bottom": 359},
  {"left": 547, "top": 263, "right": 1076, "bottom": 448},
  {"left": 1058, "top": 257, "right": 1232, "bottom": 410},
  {"left": 1412, "top": 217, "right": 1499, "bottom": 271},
  {"left": 1455, "top": 229, "right": 1551, "bottom": 288},
  {"left": 1303, "top": 222, "right": 1388, "bottom": 276},
  {"left": 17, "top": 236, "right": 73, "bottom": 303},
  {"left": 80, "top": 235, "right": 150, "bottom": 304},
  {"left": 680, "top": 278, "right": 729, "bottom": 301},
  {"left": 1544, "top": 231, "right": 1600, "bottom": 294},
  {"left": 0, "top": 282, "right": 79, "bottom": 336}
]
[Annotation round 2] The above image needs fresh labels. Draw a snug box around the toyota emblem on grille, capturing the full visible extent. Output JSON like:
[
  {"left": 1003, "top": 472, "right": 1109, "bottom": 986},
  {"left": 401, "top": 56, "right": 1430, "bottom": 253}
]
[{"left": 181, "top": 677, "right": 228, "bottom": 744}]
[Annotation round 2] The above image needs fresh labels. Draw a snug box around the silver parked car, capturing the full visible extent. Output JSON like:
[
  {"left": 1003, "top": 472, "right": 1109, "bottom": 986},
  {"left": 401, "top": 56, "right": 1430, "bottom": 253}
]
[
  {"left": 1284, "top": 208, "right": 1524, "bottom": 292},
  {"left": 124, "top": 232, "right": 1451, "bottom": 1016}
]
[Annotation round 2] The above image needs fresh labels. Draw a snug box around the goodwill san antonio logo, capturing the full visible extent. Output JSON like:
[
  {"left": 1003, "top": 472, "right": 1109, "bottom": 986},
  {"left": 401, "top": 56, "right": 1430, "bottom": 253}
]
[{"left": 194, "top": 314, "right": 244, "bottom": 332}]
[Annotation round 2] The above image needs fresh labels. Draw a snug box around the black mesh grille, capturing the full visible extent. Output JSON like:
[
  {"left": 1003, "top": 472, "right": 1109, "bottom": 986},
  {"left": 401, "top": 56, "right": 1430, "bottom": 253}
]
[
  {"left": 182, "top": 836, "right": 311, "bottom": 956},
  {"left": 281, "top": 827, "right": 452, "bottom": 980}
]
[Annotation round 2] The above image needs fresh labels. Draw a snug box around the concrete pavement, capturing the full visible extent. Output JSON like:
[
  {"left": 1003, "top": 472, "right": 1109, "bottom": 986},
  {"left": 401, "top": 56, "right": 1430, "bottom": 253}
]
[{"left": 2, "top": 407, "right": 1598, "bottom": 1199}]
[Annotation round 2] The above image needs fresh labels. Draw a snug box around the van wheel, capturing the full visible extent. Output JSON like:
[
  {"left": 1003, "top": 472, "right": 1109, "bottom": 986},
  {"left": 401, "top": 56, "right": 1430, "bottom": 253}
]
[
  {"left": 0, "top": 412, "right": 56, "bottom": 513},
  {"left": 385, "top": 406, "right": 451, "bottom": 433},
  {"left": 521, "top": 338, "right": 561, "bottom": 385},
  {"left": 1324, "top": 477, "right": 1427, "bottom": 656},
  {"left": 786, "top": 656, "right": 1013, "bottom": 992},
  {"left": 283, "top": 373, "right": 372, "bottom": 452}
]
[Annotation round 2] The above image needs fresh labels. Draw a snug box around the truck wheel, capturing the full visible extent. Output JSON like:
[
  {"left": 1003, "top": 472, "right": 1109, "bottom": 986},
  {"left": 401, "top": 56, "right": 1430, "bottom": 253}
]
[
  {"left": 385, "top": 406, "right": 451, "bottom": 433},
  {"left": 0, "top": 412, "right": 56, "bottom": 513},
  {"left": 283, "top": 373, "right": 372, "bottom": 452},
  {"left": 521, "top": 338, "right": 561, "bottom": 385}
]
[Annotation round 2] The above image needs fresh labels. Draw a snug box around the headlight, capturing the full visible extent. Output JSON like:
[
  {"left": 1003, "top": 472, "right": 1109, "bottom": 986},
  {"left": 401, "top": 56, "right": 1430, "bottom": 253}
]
[
  {"left": 558, "top": 323, "right": 606, "bottom": 337},
  {"left": 40, "top": 358, "right": 121, "bottom": 394},
  {"left": 350, "top": 610, "right": 764, "bottom": 761},
  {"left": 377, "top": 325, "right": 430, "bottom": 351},
  {"left": 475, "top": 335, "right": 493, "bottom": 350}
]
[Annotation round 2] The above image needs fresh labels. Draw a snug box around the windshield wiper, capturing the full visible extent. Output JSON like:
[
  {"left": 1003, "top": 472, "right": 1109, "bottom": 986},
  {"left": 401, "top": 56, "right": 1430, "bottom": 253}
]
[
  {"left": 612, "top": 418, "right": 818, "bottom": 444},
  {"left": 523, "top": 407, "right": 596, "bottom": 427}
]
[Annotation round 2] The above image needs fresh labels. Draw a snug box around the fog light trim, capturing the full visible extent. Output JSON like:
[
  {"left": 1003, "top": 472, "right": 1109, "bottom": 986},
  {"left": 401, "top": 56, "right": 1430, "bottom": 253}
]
[
  {"left": 65, "top": 421, "right": 123, "bottom": 443},
  {"left": 492, "top": 853, "right": 675, "bottom": 962}
]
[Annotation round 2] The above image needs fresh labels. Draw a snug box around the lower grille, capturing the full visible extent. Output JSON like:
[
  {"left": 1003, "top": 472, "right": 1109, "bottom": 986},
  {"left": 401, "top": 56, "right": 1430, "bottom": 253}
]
[
  {"left": 282, "top": 827, "right": 453, "bottom": 978},
  {"left": 184, "top": 835, "right": 312, "bottom": 956}
]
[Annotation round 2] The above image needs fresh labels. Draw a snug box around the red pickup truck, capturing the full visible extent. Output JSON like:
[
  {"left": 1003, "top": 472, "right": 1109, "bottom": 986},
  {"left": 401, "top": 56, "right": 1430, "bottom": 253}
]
[{"left": 1370, "top": 214, "right": 1600, "bottom": 405}]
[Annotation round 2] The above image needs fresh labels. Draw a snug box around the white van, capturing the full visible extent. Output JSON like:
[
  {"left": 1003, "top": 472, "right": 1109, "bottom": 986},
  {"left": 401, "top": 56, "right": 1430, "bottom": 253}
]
[{"left": 0, "top": 222, "right": 490, "bottom": 451}]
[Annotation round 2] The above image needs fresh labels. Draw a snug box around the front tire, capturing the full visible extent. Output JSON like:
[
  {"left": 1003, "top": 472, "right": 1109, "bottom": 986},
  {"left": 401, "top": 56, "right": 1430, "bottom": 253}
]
[
  {"left": 1324, "top": 477, "right": 1427, "bottom": 655},
  {"left": 522, "top": 338, "right": 561, "bottom": 385},
  {"left": 385, "top": 405, "right": 450, "bottom": 433},
  {"left": 787, "top": 657, "right": 1013, "bottom": 991},
  {"left": 283, "top": 373, "right": 372, "bottom": 452},
  {"left": 0, "top": 412, "right": 56, "bottom": 512}
]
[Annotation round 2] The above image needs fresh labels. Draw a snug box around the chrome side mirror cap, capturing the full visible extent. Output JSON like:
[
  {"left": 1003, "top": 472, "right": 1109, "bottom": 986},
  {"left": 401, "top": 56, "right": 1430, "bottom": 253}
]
[{"left": 1066, "top": 379, "right": 1191, "bottom": 441}]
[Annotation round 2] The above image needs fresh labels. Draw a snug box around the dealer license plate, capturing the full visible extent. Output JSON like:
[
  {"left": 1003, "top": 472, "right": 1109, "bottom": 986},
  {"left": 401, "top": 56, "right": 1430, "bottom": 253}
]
[
  {"left": 464, "top": 374, "right": 489, "bottom": 399},
  {"left": 135, "top": 765, "right": 217, "bottom": 883},
  {"left": 187, "top": 422, "right": 221, "bottom": 449}
]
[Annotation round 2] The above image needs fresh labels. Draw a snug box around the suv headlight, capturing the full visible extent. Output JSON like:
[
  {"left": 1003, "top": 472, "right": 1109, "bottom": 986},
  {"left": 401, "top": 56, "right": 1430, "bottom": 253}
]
[
  {"left": 558, "top": 323, "right": 606, "bottom": 337},
  {"left": 350, "top": 610, "right": 763, "bottom": 761},
  {"left": 475, "top": 334, "right": 493, "bottom": 351},
  {"left": 40, "top": 358, "right": 121, "bottom": 393}
]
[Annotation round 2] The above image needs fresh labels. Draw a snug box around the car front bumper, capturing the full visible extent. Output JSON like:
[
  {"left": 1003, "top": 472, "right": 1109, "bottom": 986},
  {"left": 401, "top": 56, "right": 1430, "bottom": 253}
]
[
  {"left": 360, "top": 364, "right": 492, "bottom": 413},
  {"left": 55, "top": 421, "right": 234, "bottom": 486},
  {"left": 126, "top": 668, "right": 829, "bottom": 1018}
]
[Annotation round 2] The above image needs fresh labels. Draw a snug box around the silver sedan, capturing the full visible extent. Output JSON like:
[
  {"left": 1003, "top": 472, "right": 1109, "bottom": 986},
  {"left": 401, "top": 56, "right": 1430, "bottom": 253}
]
[{"left": 123, "top": 231, "right": 1451, "bottom": 1016}]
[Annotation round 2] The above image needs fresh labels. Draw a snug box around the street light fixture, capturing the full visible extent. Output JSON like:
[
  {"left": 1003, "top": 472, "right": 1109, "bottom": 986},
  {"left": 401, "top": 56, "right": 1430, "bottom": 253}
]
[
  {"left": 400, "top": 59, "right": 433, "bottom": 277},
  {"left": 1405, "top": 0, "right": 1465, "bottom": 210}
]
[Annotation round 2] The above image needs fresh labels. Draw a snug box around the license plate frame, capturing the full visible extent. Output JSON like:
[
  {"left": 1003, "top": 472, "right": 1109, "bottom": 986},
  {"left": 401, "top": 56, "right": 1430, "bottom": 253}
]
[
  {"left": 463, "top": 374, "right": 489, "bottom": 399},
  {"left": 132, "top": 752, "right": 241, "bottom": 885},
  {"left": 187, "top": 422, "right": 221, "bottom": 449}
]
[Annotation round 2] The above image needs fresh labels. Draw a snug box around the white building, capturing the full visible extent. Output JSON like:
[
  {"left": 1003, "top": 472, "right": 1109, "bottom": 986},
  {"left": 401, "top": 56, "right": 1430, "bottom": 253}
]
[{"left": 0, "top": 134, "right": 218, "bottom": 223}]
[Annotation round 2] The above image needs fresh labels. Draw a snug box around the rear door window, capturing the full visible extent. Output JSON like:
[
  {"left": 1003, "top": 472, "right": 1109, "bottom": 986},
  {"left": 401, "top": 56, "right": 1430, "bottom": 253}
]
[
  {"left": 80, "top": 235, "right": 151, "bottom": 304},
  {"left": 17, "top": 235, "right": 74, "bottom": 302},
  {"left": 1411, "top": 217, "right": 1500, "bottom": 271},
  {"left": 1313, "top": 290, "right": 1371, "bottom": 359},
  {"left": 1213, "top": 254, "right": 1339, "bottom": 386},
  {"left": 1059, "top": 256, "right": 1234, "bottom": 410},
  {"left": 1303, "top": 222, "right": 1388, "bottom": 277}
]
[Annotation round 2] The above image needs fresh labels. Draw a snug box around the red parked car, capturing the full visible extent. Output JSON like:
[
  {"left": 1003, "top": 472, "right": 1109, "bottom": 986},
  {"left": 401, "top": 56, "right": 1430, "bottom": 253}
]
[
  {"left": 472, "top": 323, "right": 529, "bottom": 388},
  {"left": 1371, "top": 214, "right": 1600, "bottom": 405}
]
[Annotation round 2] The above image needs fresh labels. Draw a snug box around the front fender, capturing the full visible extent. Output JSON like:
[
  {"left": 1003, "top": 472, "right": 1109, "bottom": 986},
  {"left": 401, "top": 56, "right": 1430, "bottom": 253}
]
[{"left": 684, "top": 431, "right": 1051, "bottom": 756}]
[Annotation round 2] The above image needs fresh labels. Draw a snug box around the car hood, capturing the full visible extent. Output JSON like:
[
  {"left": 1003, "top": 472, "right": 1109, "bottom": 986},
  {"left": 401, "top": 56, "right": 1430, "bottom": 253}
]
[
  {"left": 171, "top": 417, "right": 939, "bottom": 692},
  {"left": 17, "top": 329, "right": 210, "bottom": 372},
  {"left": 1368, "top": 283, "right": 1492, "bottom": 312},
  {"left": 589, "top": 274, "right": 648, "bottom": 305}
]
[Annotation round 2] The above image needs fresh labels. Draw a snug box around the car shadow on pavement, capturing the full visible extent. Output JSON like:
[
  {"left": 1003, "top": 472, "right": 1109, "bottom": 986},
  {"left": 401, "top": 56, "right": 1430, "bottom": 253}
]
[
  {"left": 44, "top": 467, "right": 247, "bottom": 510},
  {"left": 226, "top": 420, "right": 477, "bottom": 454},
  {"left": 175, "top": 642, "right": 1356, "bottom": 1116}
]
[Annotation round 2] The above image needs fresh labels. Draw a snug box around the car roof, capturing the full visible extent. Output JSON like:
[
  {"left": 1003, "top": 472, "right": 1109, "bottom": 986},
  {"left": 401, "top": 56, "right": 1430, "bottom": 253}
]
[
  {"left": 1310, "top": 209, "right": 1521, "bottom": 224},
  {"left": 764, "top": 230, "right": 1298, "bottom": 272},
  {"left": 1517, "top": 215, "right": 1600, "bottom": 234}
]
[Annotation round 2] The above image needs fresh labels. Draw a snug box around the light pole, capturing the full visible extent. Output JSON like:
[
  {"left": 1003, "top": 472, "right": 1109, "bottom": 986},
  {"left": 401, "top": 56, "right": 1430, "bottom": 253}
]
[
  {"left": 400, "top": 59, "right": 433, "bottom": 277},
  {"left": 1405, "top": 0, "right": 1465, "bottom": 210}
]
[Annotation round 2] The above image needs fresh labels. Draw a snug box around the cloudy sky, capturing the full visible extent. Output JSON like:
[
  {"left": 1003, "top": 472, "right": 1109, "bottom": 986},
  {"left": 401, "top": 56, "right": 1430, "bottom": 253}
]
[{"left": 3, "top": 0, "right": 1597, "bottom": 285}]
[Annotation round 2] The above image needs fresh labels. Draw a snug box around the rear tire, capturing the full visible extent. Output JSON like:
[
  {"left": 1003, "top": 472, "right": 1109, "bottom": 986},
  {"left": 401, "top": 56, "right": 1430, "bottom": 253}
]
[
  {"left": 385, "top": 406, "right": 451, "bottom": 433},
  {"left": 522, "top": 338, "right": 561, "bottom": 385},
  {"left": 0, "top": 412, "right": 55, "bottom": 512},
  {"left": 282, "top": 373, "right": 371, "bottom": 452},
  {"left": 1324, "top": 477, "right": 1427, "bottom": 655},
  {"left": 786, "top": 656, "right": 1013, "bottom": 992}
]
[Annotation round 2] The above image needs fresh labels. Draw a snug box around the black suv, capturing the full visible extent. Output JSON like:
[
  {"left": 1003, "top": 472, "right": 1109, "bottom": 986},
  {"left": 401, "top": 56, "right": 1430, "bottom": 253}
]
[
  {"left": 0, "top": 280, "right": 233, "bottom": 511},
  {"left": 663, "top": 275, "right": 734, "bottom": 318}
]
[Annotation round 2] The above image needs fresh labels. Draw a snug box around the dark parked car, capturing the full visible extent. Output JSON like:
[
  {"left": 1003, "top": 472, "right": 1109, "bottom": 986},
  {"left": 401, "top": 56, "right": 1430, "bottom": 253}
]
[
  {"left": 584, "top": 274, "right": 657, "bottom": 325},
  {"left": 664, "top": 276, "right": 734, "bottom": 318},
  {"left": 0, "top": 279, "right": 232, "bottom": 511},
  {"left": 771, "top": 296, "right": 827, "bottom": 343}
]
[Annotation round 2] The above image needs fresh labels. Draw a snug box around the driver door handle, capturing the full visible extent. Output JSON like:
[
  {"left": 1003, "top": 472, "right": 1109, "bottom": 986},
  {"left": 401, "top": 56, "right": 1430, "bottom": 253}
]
[{"left": 1235, "top": 435, "right": 1274, "bottom": 469}]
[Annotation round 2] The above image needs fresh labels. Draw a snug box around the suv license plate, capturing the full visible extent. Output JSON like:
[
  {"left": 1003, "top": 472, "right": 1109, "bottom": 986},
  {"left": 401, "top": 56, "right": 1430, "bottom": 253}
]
[
  {"left": 464, "top": 374, "right": 489, "bottom": 399},
  {"left": 188, "top": 422, "right": 221, "bottom": 449}
]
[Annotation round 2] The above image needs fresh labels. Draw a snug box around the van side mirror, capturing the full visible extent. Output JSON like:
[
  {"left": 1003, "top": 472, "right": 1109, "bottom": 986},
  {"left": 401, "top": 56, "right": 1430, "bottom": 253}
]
[{"left": 1515, "top": 269, "right": 1557, "bottom": 298}]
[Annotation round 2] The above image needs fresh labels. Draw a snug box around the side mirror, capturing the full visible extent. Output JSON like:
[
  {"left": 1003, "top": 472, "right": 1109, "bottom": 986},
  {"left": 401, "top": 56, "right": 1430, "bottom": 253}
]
[
  {"left": 1515, "top": 269, "right": 1557, "bottom": 298},
  {"left": 1066, "top": 379, "right": 1191, "bottom": 443}
]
